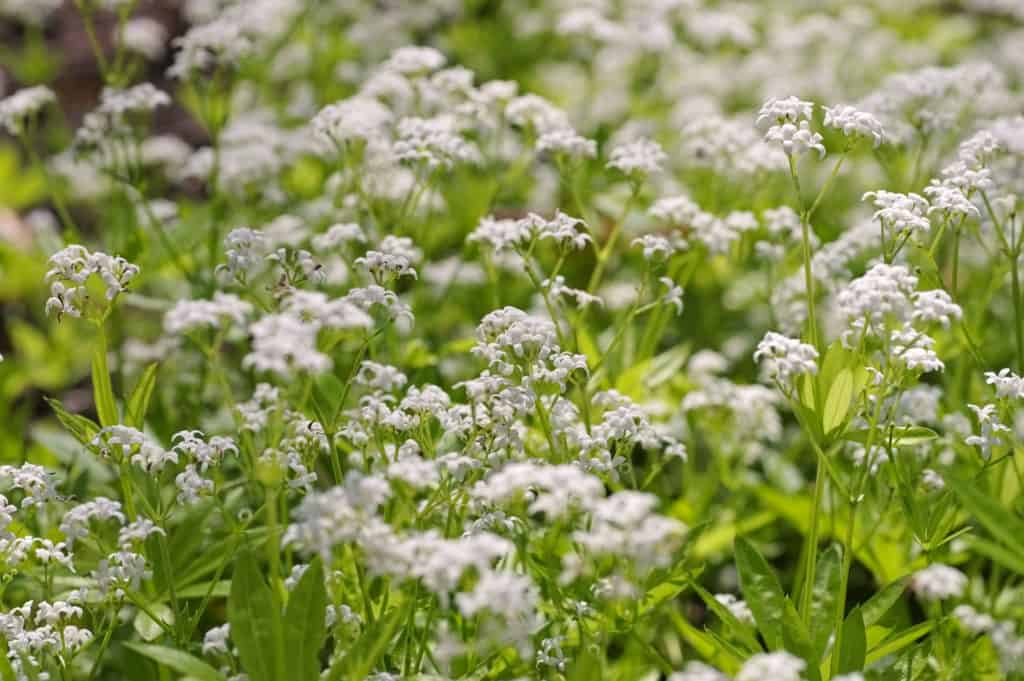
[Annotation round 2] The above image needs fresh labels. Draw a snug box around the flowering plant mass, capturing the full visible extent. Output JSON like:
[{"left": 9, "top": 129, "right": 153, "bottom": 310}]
[{"left": 0, "top": 1, "right": 1023, "bottom": 680}]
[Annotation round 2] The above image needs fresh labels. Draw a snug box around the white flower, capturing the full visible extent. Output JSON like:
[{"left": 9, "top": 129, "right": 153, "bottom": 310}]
[
  {"left": 382, "top": 46, "right": 446, "bottom": 75},
  {"left": 0, "top": 86, "right": 55, "bottom": 135},
  {"left": 91, "top": 425, "right": 178, "bottom": 472},
  {"left": 660, "top": 277, "right": 684, "bottom": 314},
  {"left": 123, "top": 17, "right": 168, "bottom": 60},
  {"left": 911, "top": 289, "right": 962, "bottom": 327},
  {"left": 536, "top": 127, "right": 597, "bottom": 159},
  {"left": 176, "top": 465, "right": 214, "bottom": 504},
  {"left": 312, "top": 223, "right": 366, "bottom": 252},
  {"left": 756, "top": 96, "right": 815, "bottom": 127},
  {"left": 823, "top": 105, "right": 886, "bottom": 146},
  {"left": 923, "top": 182, "right": 980, "bottom": 220},
  {"left": 45, "top": 245, "right": 140, "bottom": 319},
  {"left": 764, "top": 120, "right": 825, "bottom": 158},
  {"left": 714, "top": 593, "right": 755, "bottom": 624},
  {"left": 506, "top": 94, "right": 570, "bottom": 134},
  {"left": 168, "top": 17, "right": 251, "bottom": 79},
  {"left": 911, "top": 563, "right": 967, "bottom": 601},
  {"left": 164, "top": 293, "right": 253, "bottom": 336},
  {"left": 754, "top": 332, "right": 818, "bottom": 384},
  {"left": 243, "top": 313, "right": 331, "bottom": 378},
  {"left": 606, "top": 137, "right": 667, "bottom": 176},
  {"left": 985, "top": 369, "right": 1024, "bottom": 399},
  {"left": 393, "top": 115, "right": 481, "bottom": 170},
  {"left": 202, "top": 623, "right": 231, "bottom": 657},
  {"left": 922, "top": 468, "right": 945, "bottom": 491},
  {"left": 469, "top": 216, "right": 532, "bottom": 252},
  {"left": 965, "top": 403, "right": 1011, "bottom": 459},
  {"left": 835, "top": 263, "right": 919, "bottom": 338},
  {"left": 356, "top": 361, "right": 408, "bottom": 392},
  {"left": 736, "top": 651, "right": 806, "bottom": 681},
  {"left": 632, "top": 234, "right": 678, "bottom": 261},
  {"left": 118, "top": 518, "right": 165, "bottom": 548},
  {"left": 864, "top": 189, "right": 929, "bottom": 235},
  {"left": 669, "top": 662, "right": 729, "bottom": 681},
  {"left": 218, "top": 227, "right": 266, "bottom": 282},
  {"left": 544, "top": 276, "right": 603, "bottom": 309},
  {"left": 524, "top": 211, "right": 592, "bottom": 250},
  {"left": 60, "top": 498, "right": 125, "bottom": 547},
  {"left": 312, "top": 98, "right": 392, "bottom": 148},
  {"left": 891, "top": 326, "right": 944, "bottom": 373},
  {"left": 954, "top": 605, "right": 995, "bottom": 634}
]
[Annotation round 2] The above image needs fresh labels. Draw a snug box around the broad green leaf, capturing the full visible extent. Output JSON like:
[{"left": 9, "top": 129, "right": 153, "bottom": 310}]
[
  {"left": 91, "top": 331, "right": 119, "bottom": 427},
  {"left": 845, "top": 426, "right": 937, "bottom": 448},
  {"left": 124, "top": 643, "right": 227, "bottom": 681},
  {"left": 809, "top": 544, "right": 842, "bottom": 659},
  {"left": 781, "top": 599, "right": 819, "bottom": 678},
  {"left": 734, "top": 537, "right": 786, "bottom": 650},
  {"left": 228, "top": 551, "right": 286, "bottom": 681},
  {"left": 284, "top": 557, "right": 328, "bottom": 681},
  {"left": 817, "top": 341, "right": 850, "bottom": 394},
  {"left": 133, "top": 602, "right": 174, "bottom": 642},
  {"left": 945, "top": 471, "right": 1024, "bottom": 571},
  {"left": 866, "top": 622, "right": 933, "bottom": 664},
  {"left": 44, "top": 397, "right": 100, "bottom": 445},
  {"left": 860, "top": 578, "right": 907, "bottom": 627},
  {"left": 645, "top": 345, "right": 691, "bottom": 389},
  {"left": 823, "top": 368, "right": 854, "bottom": 435},
  {"left": 755, "top": 486, "right": 911, "bottom": 582},
  {"left": 125, "top": 363, "right": 159, "bottom": 428},
  {"left": 837, "top": 606, "right": 866, "bottom": 674},
  {"left": 693, "top": 511, "right": 776, "bottom": 559}
]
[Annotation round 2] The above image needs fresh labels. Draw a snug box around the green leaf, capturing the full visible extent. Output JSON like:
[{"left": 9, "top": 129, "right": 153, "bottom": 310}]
[
  {"left": 817, "top": 341, "right": 850, "bottom": 394},
  {"left": 133, "top": 603, "right": 174, "bottom": 642},
  {"left": 837, "top": 606, "right": 866, "bottom": 674},
  {"left": 734, "top": 537, "right": 787, "bottom": 650},
  {"left": 689, "top": 580, "right": 763, "bottom": 654},
  {"left": 92, "top": 330, "right": 119, "bottom": 427},
  {"left": 866, "top": 622, "right": 933, "bottom": 664},
  {"left": 860, "top": 578, "right": 906, "bottom": 627},
  {"left": 333, "top": 606, "right": 405, "bottom": 681},
  {"left": 809, "top": 545, "right": 842, "bottom": 659},
  {"left": 125, "top": 363, "right": 159, "bottom": 428},
  {"left": 228, "top": 551, "right": 286, "bottom": 681},
  {"left": 968, "top": 536, "right": 1024, "bottom": 575},
  {"left": 311, "top": 372, "right": 344, "bottom": 430},
  {"left": 0, "top": 637, "right": 18, "bottom": 681},
  {"left": 668, "top": 610, "right": 742, "bottom": 675},
  {"left": 175, "top": 580, "right": 231, "bottom": 599},
  {"left": 844, "top": 426, "right": 937, "bottom": 448},
  {"left": 823, "top": 368, "right": 854, "bottom": 435},
  {"left": 124, "top": 643, "right": 227, "bottom": 681},
  {"left": 945, "top": 471, "right": 1024, "bottom": 572},
  {"left": 284, "top": 557, "right": 328, "bottom": 681},
  {"left": 44, "top": 397, "right": 100, "bottom": 445}
]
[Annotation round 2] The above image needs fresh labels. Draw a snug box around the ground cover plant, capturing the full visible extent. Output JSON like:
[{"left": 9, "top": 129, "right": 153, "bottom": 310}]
[{"left": 1, "top": 0, "right": 1024, "bottom": 679}]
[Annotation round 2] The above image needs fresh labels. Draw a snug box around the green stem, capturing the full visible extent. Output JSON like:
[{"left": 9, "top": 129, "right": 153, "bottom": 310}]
[
  {"left": 799, "top": 459, "right": 826, "bottom": 626},
  {"left": 806, "top": 154, "right": 846, "bottom": 220},
  {"left": 1011, "top": 252, "right": 1024, "bottom": 373},
  {"left": 788, "top": 155, "right": 819, "bottom": 354},
  {"left": 587, "top": 188, "right": 639, "bottom": 294}
]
